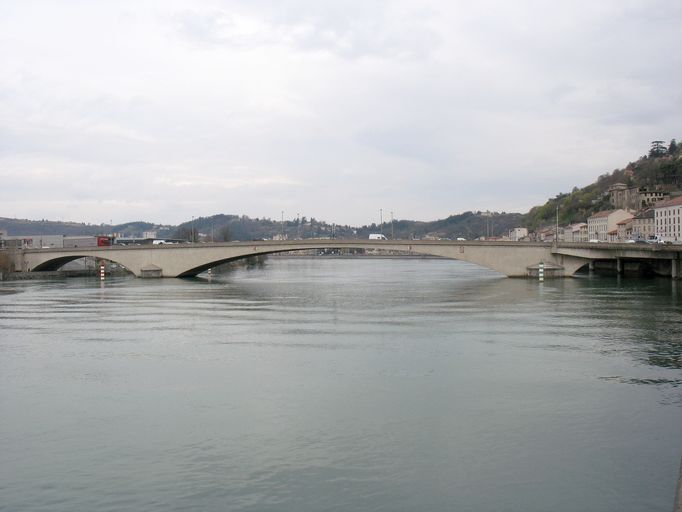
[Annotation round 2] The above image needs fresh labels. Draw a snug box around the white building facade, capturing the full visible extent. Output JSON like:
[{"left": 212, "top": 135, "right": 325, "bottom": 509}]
[
  {"left": 587, "top": 209, "right": 632, "bottom": 242},
  {"left": 654, "top": 196, "right": 682, "bottom": 241},
  {"left": 508, "top": 227, "right": 528, "bottom": 241}
]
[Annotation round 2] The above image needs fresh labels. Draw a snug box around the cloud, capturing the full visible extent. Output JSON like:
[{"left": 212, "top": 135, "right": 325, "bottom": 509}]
[{"left": 1, "top": 0, "right": 681, "bottom": 225}]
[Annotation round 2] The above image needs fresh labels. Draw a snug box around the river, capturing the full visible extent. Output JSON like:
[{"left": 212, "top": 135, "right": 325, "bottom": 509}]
[{"left": 1, "top": 258, "right": 681, "bottom": 511}]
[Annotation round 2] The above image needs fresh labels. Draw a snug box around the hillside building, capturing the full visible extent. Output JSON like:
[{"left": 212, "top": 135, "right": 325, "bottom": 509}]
[
  {"left": 608, "top": 183, "right": 671, "bottom": 211},
  {"left": 654, "top": 196, "right": 682, "bottom": 241},
  {"left": 616, "top": 216, "right": 634, "bottom": 241},
  {"left": 508, "top": 227, "right": 528, "bottom": 241},
  {"left": 563, "top": 223, "right": 588, "bottom": 242},
  {"left": 587, "top": 209, "right": 632, "bottom": 242},
  {"left": 608, "top": 183, "right": 639, "bottom": 210},
  {"left": 631, "top": 209, "right": 655, "bottom": 240}
]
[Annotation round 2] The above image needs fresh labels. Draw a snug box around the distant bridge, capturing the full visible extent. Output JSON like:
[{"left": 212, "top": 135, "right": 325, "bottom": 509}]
[{"left": 8, "top": 239, "right": 682, "bottom": 279}]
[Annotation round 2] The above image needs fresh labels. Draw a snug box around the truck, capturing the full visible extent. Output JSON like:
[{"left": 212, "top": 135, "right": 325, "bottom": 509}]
[{"left": 368, "top": 234, "right": 387, "bottom": 240}]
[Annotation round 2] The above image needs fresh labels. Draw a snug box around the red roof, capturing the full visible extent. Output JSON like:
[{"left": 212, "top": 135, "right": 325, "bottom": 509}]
[
  {"left": 655, "top": 196, "right": 682, "bottom": 208},
  {"left": 589, "top": 210, "right": 614, "bottom": 219}
]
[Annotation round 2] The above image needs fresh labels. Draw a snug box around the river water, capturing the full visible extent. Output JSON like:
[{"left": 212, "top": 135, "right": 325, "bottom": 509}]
[{"left": 1, "top": 258, "right": 681, "bottom": 511}]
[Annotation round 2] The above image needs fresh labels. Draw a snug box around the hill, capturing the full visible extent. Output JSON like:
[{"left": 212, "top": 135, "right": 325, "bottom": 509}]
[{"left": 526, "top": 139, "right": 681, "bottom": 229}]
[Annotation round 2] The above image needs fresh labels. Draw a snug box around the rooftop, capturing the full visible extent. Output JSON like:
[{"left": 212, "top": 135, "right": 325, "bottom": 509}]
[{"left": 655, "top": 195, "right": 682, "bottom": 208}]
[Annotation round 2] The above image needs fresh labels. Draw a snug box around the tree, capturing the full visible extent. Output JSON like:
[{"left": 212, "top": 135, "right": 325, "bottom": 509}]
[
  {"left": 669, "top": 139, "right": 678, "bottom": 154},
  {"left": 174, "top": 226, "right": 192, "bottom": 241},
  {"left": 216, "top": 225, "right": 231, "bottom": 242},
  {"left": 649, "top": 140, "right": 667, "bottom": 157}
]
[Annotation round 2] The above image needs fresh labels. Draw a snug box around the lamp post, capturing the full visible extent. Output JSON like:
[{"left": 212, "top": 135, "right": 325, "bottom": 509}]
[
  {"left": 281, "top": 211, "right": 284, "bottom": 240},
  {"left": 556, "top": 204, "right": 559, "bottom": 243},
  {"left": 380, "top": 208, "right": 383, "bottom": 236},
  {"left": 191, "top": 216, "right": 195, "bottom": 243},
  {"left": 297, "top": 212, "right": 300, "bottom": 239}
]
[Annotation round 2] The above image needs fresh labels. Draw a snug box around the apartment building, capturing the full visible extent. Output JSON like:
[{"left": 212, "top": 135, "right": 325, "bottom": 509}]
[
  {"left": 654, "top": 196, "right": 682, "bottom": 241},
  {"left": 587, "top": 209, "right": 632, "bottom": 241}
]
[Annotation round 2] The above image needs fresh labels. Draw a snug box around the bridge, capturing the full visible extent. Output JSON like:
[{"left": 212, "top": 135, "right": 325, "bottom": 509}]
[{"left": 7, "top": 239, "right": 682, "bottom": 279}]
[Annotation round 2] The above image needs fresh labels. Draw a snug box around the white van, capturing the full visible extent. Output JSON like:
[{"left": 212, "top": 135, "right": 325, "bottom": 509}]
[{"left": 368, "top": 234, "right": 387, "bottom": 240}]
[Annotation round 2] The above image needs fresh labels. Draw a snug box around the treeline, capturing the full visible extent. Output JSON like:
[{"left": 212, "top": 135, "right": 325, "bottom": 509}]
[{"left": 170, "top": 210, "right": 525, "bottom": 241}]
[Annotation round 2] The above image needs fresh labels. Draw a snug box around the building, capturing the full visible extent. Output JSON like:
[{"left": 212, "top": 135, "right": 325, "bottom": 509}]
[
  {"left": 587, "top": 209, "right": 632, "bottom": 242},
  {"left": 608, "top": 183, "right": 672, "bottom": 211},
  {"left": 637, "top": 187, "right": 669, "bottom": 209},
  {"left": 564, "top": 223, "right": 588, "bottom": 243},
  {"left": 0, "top": 234, "right": 65, "bottom": 249},
  {"left": 631, "top": 209, "right": 655, "bottom": 240},
  {"left": 535, "top": 227, "right": 555, "bottom": 242},
  {"left": 616, "top": 216, "right": 634, "bottom": 241},
  {"left": 508, "top": 227, "right": 528, "bottom": 241},
  {"left": 654, "top": 196, "right": 682, "bottom": 241},
  {"left": 608, "top": 183, "right": 639, "bottom": 210}
]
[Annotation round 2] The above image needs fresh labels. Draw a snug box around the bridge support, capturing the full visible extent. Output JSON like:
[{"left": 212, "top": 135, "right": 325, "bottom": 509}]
[{"left": 672, "top": 259, "right": 680, "bottom": 280}]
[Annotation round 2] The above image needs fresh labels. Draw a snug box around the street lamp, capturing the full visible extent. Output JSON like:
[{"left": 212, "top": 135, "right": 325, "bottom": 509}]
[
  {"left": 297, "top": 212, "right": 300, "bottom": 239},
  {"left": 380, "top": 208, "right": 383, "bottom": 236},
  {"left": 281, "top": 211, "right": 284, "bottom": 240},
  {"left": 191, "top": 216, "right": 195, "bottom": 243}
]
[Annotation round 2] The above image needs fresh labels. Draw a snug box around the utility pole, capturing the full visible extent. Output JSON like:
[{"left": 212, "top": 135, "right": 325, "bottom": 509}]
[{"left": 391, "top": 211, "right": 394, "bottom": 240}]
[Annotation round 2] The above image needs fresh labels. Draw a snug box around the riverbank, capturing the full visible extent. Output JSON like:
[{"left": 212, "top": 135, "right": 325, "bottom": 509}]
[{"left": 0, "top": 269, "right": 131, "bottom": 281}]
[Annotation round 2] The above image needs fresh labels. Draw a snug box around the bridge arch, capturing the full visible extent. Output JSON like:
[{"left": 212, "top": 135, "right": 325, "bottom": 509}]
[
  {"left": 17, "top": 240, "right": 591, "bottom": 278},
  {"left": 164, "top": 241, "right": 562, "bottom": 278},
  {"left": 28, "top": 254, "right": 133, "bottom": 274}
]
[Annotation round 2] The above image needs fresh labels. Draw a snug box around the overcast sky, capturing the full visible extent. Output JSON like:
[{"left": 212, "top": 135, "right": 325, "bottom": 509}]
[{"left": 1, "top": 0, "right": 681, "bottom": 226}]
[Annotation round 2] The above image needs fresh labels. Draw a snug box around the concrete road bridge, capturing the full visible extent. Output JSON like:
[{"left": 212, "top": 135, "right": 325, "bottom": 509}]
[{"left": 8, "top": 239, "right": 682, "bottom": 279}]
